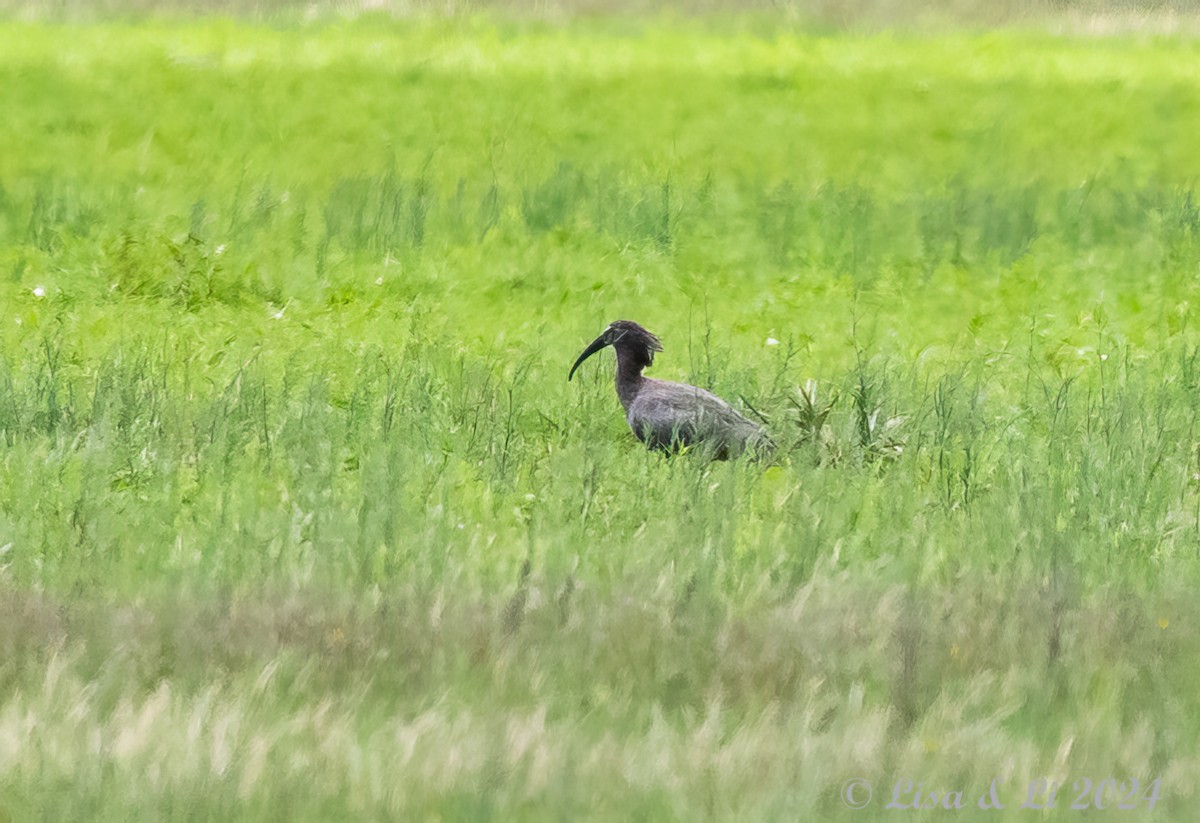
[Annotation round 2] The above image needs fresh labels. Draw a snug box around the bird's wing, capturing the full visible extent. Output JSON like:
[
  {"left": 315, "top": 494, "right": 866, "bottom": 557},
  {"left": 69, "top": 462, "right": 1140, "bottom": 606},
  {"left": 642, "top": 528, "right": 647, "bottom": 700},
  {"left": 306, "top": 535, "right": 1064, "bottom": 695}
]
[{"left": 627, "top": 379, "right": 763, "bottom": 451}]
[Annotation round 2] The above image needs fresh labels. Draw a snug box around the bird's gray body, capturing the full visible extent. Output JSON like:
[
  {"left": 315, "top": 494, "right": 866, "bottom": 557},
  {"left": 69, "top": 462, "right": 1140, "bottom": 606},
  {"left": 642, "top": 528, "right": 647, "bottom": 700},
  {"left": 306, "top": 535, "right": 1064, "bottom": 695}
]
[
  {"left": 624, "top": 377, "right": 765, "bottom": 458},
  {"left": 569, "top": 320, "right": 769, "bottom": 459}
]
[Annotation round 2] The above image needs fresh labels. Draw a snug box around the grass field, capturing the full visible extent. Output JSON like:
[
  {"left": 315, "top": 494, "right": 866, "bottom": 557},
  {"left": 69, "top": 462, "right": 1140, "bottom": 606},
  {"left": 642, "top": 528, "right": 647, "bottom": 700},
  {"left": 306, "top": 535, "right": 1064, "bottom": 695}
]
[{"left": 2, "top": 10, "right": 1200, "bottom": 819}]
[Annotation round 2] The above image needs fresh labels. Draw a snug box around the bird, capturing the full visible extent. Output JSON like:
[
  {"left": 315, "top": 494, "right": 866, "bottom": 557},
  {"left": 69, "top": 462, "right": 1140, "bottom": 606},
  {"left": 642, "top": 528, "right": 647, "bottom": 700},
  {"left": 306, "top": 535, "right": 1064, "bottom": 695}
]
[{"left": 568, "top": 320, "right": 770, "bottom": 459}]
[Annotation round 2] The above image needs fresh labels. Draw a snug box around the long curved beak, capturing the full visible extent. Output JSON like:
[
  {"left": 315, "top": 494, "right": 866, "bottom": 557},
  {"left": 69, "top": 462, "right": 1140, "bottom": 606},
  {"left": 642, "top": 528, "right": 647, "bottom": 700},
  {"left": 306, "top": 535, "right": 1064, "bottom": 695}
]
[{"left": 568, "top": 334, "right": 609, "bottom": 381}]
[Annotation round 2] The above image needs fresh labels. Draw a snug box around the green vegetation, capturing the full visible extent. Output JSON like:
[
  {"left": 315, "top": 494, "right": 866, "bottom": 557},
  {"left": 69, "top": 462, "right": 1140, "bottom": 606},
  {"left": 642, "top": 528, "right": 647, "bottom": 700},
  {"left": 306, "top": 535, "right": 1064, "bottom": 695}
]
[{"left": 2, "top": 13, "right": 1199, "bottom": 819}]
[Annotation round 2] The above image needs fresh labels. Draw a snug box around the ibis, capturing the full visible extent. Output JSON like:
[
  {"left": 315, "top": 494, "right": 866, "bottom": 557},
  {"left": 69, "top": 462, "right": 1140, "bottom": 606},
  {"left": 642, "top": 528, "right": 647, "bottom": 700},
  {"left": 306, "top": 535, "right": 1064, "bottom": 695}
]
[{"left": 568, "top": 320, "right": 769, "bottom": 459}]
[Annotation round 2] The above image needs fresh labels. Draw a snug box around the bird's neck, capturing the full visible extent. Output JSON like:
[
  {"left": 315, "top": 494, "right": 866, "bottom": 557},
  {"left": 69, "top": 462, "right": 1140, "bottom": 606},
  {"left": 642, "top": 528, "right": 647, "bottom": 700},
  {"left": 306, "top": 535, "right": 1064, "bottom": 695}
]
[{"left": 614, "top": 351, "right": 646, "bottom": 411}]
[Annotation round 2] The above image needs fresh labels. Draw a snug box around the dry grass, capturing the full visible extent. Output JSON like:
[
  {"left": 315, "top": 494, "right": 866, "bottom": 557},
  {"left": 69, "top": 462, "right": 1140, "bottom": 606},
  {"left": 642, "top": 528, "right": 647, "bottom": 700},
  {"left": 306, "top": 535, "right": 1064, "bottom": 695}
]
[{"left": 1, "top": 581, "right": 1196, "bottom": 818}]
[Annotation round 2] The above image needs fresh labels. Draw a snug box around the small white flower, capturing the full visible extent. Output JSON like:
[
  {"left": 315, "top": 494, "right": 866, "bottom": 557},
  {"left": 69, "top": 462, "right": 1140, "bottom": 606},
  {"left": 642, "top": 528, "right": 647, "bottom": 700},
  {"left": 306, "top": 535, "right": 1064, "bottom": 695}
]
[
  {"left": 375, "top": 276, "right": 384, "bottom": 286},
  {"left": 1100, "top": 353, "right": 1108, "bottom": 361},
  {"left": 214, "top": 244, "right": 227, "bottom": 256},
  {"left": 32, "top": 286, "right": 45, "bottom": 298},
  {"left": 765, "top": 337, "right": 780, "bottom": 346}
]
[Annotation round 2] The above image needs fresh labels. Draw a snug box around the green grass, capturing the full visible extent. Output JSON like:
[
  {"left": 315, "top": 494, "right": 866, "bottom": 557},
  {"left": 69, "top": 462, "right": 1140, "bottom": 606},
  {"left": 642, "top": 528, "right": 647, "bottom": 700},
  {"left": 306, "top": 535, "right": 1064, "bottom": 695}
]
[{"left": 2, "top": 14, "right": 1200, "bottom": 820}]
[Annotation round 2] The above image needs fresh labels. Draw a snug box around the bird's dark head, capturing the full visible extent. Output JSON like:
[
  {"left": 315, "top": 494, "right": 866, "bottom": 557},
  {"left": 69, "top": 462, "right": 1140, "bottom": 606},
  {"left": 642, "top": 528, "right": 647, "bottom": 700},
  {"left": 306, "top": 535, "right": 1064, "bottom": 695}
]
[{"left": 568, "top": 320, "right": 663, "bottom": 381}]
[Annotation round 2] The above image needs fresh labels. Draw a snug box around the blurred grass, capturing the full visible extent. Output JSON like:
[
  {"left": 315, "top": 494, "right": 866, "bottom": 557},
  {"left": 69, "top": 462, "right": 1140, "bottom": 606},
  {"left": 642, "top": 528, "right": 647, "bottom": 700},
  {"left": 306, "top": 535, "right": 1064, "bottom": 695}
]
[
  {"left": 6, "top": 0, "right": 1200, "bottom": 33},
  {"left": 1, "top": 583, "right": 1196, "bottom": 819},
  {"left": 1, "top": 14, "right": 1199, "bottom": 820}
]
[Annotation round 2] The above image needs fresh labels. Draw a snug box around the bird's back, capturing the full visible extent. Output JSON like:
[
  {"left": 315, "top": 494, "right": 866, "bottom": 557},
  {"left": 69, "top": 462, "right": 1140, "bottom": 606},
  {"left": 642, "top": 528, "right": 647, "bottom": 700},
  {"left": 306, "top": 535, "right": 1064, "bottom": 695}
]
[{"left": 627, "top": 378, "right": 767, "bottom": 458}]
